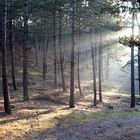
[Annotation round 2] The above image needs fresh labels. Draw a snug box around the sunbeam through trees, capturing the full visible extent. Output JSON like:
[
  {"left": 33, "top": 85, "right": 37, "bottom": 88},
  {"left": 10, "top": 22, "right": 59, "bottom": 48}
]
[{"left": 0, "top": 0, "right": 140, "bottom": 139}]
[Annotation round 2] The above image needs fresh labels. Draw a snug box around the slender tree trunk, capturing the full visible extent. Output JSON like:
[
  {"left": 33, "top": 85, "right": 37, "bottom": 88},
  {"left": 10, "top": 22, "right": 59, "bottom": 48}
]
[
  {"left": 46, "top": 40, "right": 49, "bottom": 73},
  {"left": 59, "top": 7, "right": 66, "bottom": 92},
  {"left": 53, "top": 0, "right": 57, "bottom": 87},
  {"left": 138, "top": 47, "right": 140, "bottom": 97},
  {"left": 35, "top": 37, "right": 38, "bottom": 66},
  {"left": 43, "top": 26, "right": 47, "bottom": 80},
  {"left": 77, "top": 49, "right": 82, "bottom": 96},
  {"left": 131, "top": 45, "right": 135, "bottom": 107},
  {"left": 38, "top": 39, "right": 41, "bottom": 50},
  {"left": 95, "top": 35, "right": 98, "bottom": 80},
  {"left": 77, "top": 19, "right": 82, "bottom": 97},
  {"left": 86, "top": 49, "right": 88, "bottom": 68},
  {"left": 23, "top": 0, "right": 29, "bottom": 101},
  {"left": 91, "top": 47, "right": 97, "bottom": 106},
  {"left": 69, "top": 0, "right": 75, "bottom": 108},
  {"left": 98, "top": 32, "right": 102, "bottom": 102},
  {"left": 9, "top": 1, "right": 17, "bottom": 90},
  {"left": 101, "top": 54, "right": 104, "bottom": 81},
  {"left": 0, "top": 0, "right": 11, "bottom": 114},
  {"left": 106, "top": 45, "right": 110, "bottom": 79},
  {"left": 90, "top": 29, "right": 97, "bottom": 106},
  {"left": 131, "top": 0, "right": 136, "bottom": 107}
]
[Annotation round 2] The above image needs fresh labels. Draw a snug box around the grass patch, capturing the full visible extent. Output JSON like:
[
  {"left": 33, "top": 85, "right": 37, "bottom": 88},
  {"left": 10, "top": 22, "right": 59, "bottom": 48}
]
[
  {"left": 0, "top": 107, "right": 70, "bottom": 140},
  {"left": 58, "top": 109, "right": 140, "bottom": 126},
  {"left": 1, "top": 101, "right": 140, "bottom": 140}
]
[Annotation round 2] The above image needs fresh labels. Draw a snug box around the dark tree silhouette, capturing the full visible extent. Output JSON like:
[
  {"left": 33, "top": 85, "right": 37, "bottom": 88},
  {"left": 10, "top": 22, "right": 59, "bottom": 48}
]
[
  {"left": 9, "top": 0, "right": 17, "bottom": 90},
  {"left": 58, "top": 5, "right": 67, "bottom": 92},
  {"left": 23, "top": 0, "right": 29, "bottom": 101},
  {"left": 0, "top": 0, "right": 12, "bottom": 114},
  {"left": 69, "top": 0, "right": 75, "bottom": 108}
]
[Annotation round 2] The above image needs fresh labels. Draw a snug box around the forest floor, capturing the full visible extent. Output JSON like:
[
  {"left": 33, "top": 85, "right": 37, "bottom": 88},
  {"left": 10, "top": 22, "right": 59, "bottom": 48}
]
[
  {"left": 0, "top": 59, "right": 140, "bottom": 140},
  {"left": 0, "top": 30, "right": 139, "bottom": 139},
  {"left": 1, "top": 79, "right": 140, "bottom": 140}
]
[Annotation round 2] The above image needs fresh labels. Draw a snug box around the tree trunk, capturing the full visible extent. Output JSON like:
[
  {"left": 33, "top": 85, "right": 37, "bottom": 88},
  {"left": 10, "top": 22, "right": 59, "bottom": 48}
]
[
  {"left": 59, "top": 7, "right": 66, "bottom": 92},
  {"left": 77, "top": 50, "right": 82, "bottom": 96},
  {"left": 90, "top": 29, "right": 97, "bottom": 106},
  {"left": 9, "top": 1, "right": 17, "bottom": 90},
  {"left": 131, "top": 0, "right": 136, "bottom": 107},
  {"left": 69, "top": 0, "right": 75, "bottom": 108},
  {"left": 35, "top": 37, "right": 38, "bottom": 66},
  {"left": 77, "top": 20, "right": 82, "bottom": 97},
  {"left": 131, "top": 45, "right": 135, "bottom": 107},
  {"left": 98, "top": 32, "right": 102, "bottom": 102},
  {"left": 23, "top": 0, "right": 29, "bottom": 101},
  {"left": 106, "top": 45, "right": 110, "bottom": 79},
  {"left": 43, "top": 26, "right": 47, "bottom": 80},
  {"left": 53, "top": 0, "right": 57, "bottom": 87},
  {"left": 46, "top": 40, "right": 49, "bottom": 73},
  {"left": 91, "top": 46, "right": 97, "bottom": 106},
  {"left": 138, "top": 47, "right": 140, "bottom": 97},
  {"left": 101, "top": 54, "right": 104, "bottom": 81},
  {"left": 38, "top": 39, "right": 41, "bottom": 50},
  {"left": 86, "top": 49, "right": 88, "bottom": 68},
  {"left": 0, "top": 0, "right": 12, "bottom": 114}
]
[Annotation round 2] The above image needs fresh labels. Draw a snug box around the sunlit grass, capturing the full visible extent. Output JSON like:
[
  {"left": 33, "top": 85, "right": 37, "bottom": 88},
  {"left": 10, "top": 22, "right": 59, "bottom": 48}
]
[
  {"left": 58, "top": 109, "right": 140, "bottom": 127},
  {"left": 1, "top": 104, "right": 140, "bottom": 140},
  {"left": 0, "top": 84, "right": 140, "bottom": 140},
  {"left": 0, "top": 107, "right": 71, "bottom": 140}
]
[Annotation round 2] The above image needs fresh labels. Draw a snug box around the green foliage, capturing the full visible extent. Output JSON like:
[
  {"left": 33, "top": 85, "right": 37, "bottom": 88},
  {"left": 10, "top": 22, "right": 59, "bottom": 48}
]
[{"left": 11, "top": 0, "right": 122, "bottom": 46}]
